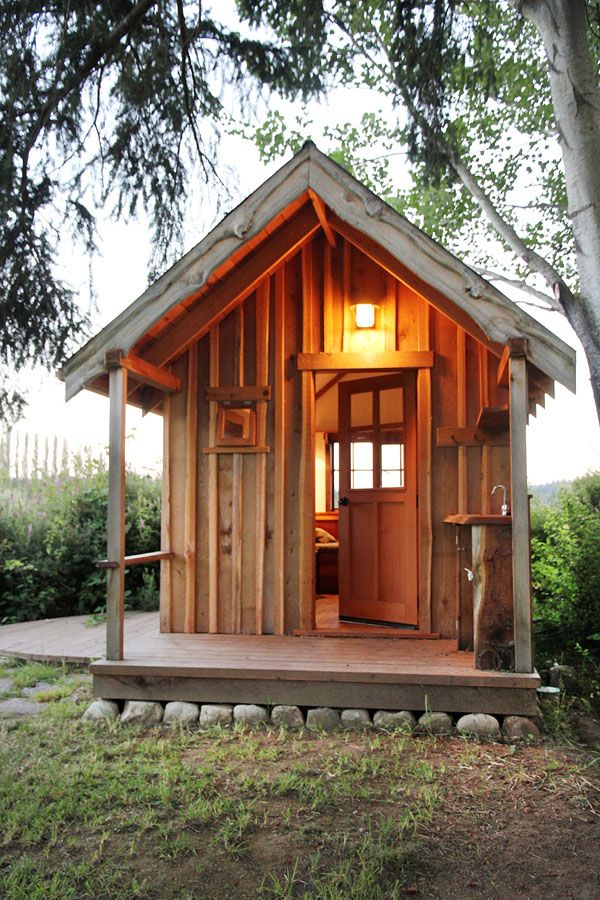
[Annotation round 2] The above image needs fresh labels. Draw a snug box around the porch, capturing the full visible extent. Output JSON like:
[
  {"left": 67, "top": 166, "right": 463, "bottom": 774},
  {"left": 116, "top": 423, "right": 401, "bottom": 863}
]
[{"left": 90, "top": 629, "right": 540, "bottom": 716}]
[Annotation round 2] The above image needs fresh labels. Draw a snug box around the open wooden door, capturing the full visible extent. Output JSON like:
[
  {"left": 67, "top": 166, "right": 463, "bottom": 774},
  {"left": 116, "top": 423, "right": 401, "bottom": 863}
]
[{"left": 338, "top": 372, "right": 418, "bottom": 626}]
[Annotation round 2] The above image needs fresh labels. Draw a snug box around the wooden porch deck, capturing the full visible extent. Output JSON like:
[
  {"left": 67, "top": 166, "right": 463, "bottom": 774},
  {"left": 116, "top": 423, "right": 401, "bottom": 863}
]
[{"left": 0, "top": 613, "right": 540, "bottom": 715}]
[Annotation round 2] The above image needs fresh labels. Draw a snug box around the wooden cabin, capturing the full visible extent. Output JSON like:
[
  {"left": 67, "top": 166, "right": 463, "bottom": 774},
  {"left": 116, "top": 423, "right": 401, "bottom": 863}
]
[{"left": 61, "top": 143, "right": 576, "bottom": 716}]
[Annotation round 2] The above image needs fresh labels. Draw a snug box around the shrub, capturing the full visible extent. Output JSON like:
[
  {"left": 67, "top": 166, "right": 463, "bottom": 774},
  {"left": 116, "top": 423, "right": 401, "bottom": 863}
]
[
  {"left": 0, "top": 460, "right": 161, "bottom": 624},
  {"left": 532, "top": 472, "right": 600, "bottom": 666}
]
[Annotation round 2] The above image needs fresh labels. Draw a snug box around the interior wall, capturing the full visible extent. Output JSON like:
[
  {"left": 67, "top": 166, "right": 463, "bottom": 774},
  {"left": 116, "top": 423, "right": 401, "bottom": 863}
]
[{"left": 315, "top": 432, "right": 328, "bottom": 512}]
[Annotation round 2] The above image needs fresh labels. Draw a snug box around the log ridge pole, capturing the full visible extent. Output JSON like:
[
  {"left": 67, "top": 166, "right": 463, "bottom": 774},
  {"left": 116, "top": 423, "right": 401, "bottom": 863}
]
[
  {"left": 508, "top": 339, "right": 532, "bottom": 673},
  {"left": 106, "top": 358, "right": 127, "bottom": 660}
]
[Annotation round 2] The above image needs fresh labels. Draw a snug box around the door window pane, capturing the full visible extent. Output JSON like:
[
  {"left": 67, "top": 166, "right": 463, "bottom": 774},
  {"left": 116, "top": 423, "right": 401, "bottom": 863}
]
[
  {"left": 380, "top": 443, "right": 404, "bottom": 488},
  {"left": 351, "top": 441, "right": 373, "bottom": 489},
  {"left": 380, "top": 387, "right": 403, "bottom": 426},
  {"left": 351, "top": 391, "right": 372, "bottom": 429}
]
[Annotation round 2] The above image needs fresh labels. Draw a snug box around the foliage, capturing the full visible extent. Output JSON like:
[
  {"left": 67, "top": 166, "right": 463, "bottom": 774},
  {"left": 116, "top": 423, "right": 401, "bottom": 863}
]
[
  {"left": 0, "top": 460, "right": 161, "bottom": 623},
  {"left": 0, "top": 0, "right": 329, "bottom": 421},
  {"left": 247, "top": 1, "right": 579, "bottom": 287},
  {"left": 531, "top": 472, "right": 600, "bottom": 666}
]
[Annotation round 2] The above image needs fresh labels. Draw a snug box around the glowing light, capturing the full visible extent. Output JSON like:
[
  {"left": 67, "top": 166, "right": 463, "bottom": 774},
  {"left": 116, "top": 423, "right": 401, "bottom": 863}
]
[{"left": 353, "top": 303, "right": 376, "bottom": 328}]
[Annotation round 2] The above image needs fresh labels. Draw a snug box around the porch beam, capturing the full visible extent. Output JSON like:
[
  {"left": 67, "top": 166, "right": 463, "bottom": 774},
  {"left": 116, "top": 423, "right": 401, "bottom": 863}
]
[
  {"left": 106, "top": 363, "right": 127, "bottom": 661},
  {"left": 143, "top": 204, "right": 320, "bottom": 368},
  {"left": 297, "top": 351, "right": 434, "bottom": 371},
  {"left": 509, "top": 339, "right": 533, "bottom": 673},
  {"left": 436, "top": 427, "right": 509, "bottom": 447},
  {"left": 105, "top": 349, "right": 181, "bottom": 393}
]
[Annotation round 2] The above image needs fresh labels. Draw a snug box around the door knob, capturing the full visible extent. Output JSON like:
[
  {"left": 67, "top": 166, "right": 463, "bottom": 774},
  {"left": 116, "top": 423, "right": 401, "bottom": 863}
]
[{"left": 339, "top": 497, "right": 349, "bottom": 506}]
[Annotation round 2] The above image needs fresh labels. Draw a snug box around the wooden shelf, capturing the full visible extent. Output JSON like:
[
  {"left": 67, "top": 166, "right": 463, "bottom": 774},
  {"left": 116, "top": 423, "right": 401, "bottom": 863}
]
[
  {"left": 444, "top": 514, "right": 512, "bottom": 526},
  {"left": 476, "top": 405, "right": 509, "bottom": 432}
]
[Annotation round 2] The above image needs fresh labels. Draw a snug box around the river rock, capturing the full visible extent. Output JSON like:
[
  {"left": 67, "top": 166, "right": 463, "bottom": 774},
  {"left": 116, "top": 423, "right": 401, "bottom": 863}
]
[
  {"left": 417, "top": 712, "right": 454, "bottom": 735},
  {"left": 0, "top": 697, "right": 42, "bottom": 718},
  {"left": 574, "top": 716, "right": 600, "bottom": 747},
  {"left": 271, "top": 705, "right": 305, "bottom": 729},
  {"left": 22, "top": 681, "right": 55, "bottom": 697},
  {"left": 121, "top": 700, "right": 164, "bottom": 726},
  {"left": 456, "top": 713, "right": 500, "bottom": 740},
  {"left": 200, "top": 704, "right": 233, "bottom": 728},
  {"left": 82, "top": 699, "right": 120, "bottom": 722},
  {"left": 341, "top": 709, "right": 371, "bottom": 730},
  {"left": 233, "top": 704, "right": 268, "bottom": 727},
  {"left": 163, "top": 701, "right": 200, "bottom": 726},
  {"left": 502, "top": 716, "right": 541, "bottom": 743},
  {"left": 373, "top": 710, "right": 416, "bottom": 732},
  {"left": 306, "top": 707, "right": 341, "bottom": 731}
]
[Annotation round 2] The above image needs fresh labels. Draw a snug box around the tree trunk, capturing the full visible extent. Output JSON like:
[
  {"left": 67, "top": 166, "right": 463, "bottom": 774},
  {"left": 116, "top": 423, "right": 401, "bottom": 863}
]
[{"left": 519, "top": 0, "right": 600, "bottom": 419}]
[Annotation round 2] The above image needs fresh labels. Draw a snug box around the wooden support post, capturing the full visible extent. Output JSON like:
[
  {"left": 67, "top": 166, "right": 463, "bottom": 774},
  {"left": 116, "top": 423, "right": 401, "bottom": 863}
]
[
  {"left": 106, "top": 363, "right": 127, "bottom": 660},
  {"left": 184, "top": 344, "right": 198, "bottom": 633},
  {"left": 254, "top": 279, "right": 270, "bottom": 634},
  {"left": 273, "top": 268, "right": 286, "bottom": 634},
  {"left": 509, "top": 340, "right": 533, "bottom": 673},
  {"left": 208, "top": 327, "right": 219, "bottom": 633},
  {"left": 417, "top": 304, "right": 432, "bottom": 633},
  {"left": 159, "top": 394, "right": 172, "bottom": 633},
  {"left": 300, "top": 246, "right": 316, "bottom": 630}
]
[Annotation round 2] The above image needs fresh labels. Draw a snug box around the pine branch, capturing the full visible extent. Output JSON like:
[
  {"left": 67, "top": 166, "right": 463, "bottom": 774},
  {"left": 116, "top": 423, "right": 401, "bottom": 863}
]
[{"left": 20, "top": 0, "right": 159, "bottom": 192}]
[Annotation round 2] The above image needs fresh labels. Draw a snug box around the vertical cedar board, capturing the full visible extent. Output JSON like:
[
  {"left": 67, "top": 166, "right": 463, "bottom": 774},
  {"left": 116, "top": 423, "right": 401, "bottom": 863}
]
[
  {"left": 167, "top": 351, "right": 189, "bottom": 632},
  {"left": 218, "top": 308, "right": 238, "bottom": 387},
  {"left": 396, "top": 283, "right": 422, "bottom": 351},
  {"left": 194, "top": 333, "right": 211, "bottom": 632},
  {"left": 487, "top": 352, "right": 511, "bottom": 516},
  {"left": 243, "top": 292, "right": 257, "bottom": 386},
  {"left": 217, "top": 453, "right": 234, "bottom": 632},
  {"left": 262, "top": 279, "right": 277, "bottom": 633},
  {"left": 311, "top": 231, "right": 324, "bottom": 351},
  {"left": 430, "top": 309, "right": 459, "bottom": 638},
  {"left": 460, "top": 332, "right": 480, "bottom": 650},
  {"left": 283, "top": 254, "right": 303, "bottom": 632},
  {"left": 240, "top": 450, "right": 258, "bottom": 633}
]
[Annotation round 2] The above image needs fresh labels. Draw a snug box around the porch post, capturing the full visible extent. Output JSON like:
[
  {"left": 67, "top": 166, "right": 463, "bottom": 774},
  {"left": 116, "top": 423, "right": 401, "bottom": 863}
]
[
  {"left": 508, "top": 339, "right": 532, "bottom": 674},
  {"left": 106, "top": 356, "right": 127, "bottom": 661}
]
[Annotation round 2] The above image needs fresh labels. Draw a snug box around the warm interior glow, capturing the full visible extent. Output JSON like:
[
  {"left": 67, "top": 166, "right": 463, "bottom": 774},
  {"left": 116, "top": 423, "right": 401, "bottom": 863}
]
[{"left": 353, "top": 303, "right": 376, "bottom": 328}]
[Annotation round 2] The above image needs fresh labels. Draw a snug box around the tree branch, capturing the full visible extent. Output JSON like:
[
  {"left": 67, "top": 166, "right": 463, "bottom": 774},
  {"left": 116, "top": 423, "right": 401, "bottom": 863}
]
[
  {"left": 451, "top": 156, "right": 570, "bottom": 313},
  {"left": 472, "top": 266, "right": 561, "bottom": 309},
  {"left": 21, "top": 0, "right": 159, "bottom": 191}
]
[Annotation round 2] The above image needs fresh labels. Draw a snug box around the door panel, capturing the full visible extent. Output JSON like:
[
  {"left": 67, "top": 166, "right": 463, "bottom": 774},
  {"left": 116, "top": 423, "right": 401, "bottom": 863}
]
[{"left": 338, "top": 373, "right": 418, "bottom": 626}]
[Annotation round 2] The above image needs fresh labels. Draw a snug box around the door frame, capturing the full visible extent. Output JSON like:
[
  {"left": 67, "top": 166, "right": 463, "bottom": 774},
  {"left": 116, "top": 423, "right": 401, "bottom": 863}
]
[
  {"left": 337, "top": 371, "right": 418, "bottom": 626},
  {"left": 300, "top": 360, "right": 431, "bottom": 634}
]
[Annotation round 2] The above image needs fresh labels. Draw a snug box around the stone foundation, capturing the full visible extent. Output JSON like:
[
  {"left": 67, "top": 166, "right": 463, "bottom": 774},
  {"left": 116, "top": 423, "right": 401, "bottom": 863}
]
[{"left": 82, "top": 697, "right": 541, "bottom": 742}]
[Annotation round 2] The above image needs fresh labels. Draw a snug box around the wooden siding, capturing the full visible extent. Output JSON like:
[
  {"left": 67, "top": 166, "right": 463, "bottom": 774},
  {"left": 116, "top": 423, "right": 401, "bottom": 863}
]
[{"left": 158, "top": 232, "right": 513, "bottom": 640}]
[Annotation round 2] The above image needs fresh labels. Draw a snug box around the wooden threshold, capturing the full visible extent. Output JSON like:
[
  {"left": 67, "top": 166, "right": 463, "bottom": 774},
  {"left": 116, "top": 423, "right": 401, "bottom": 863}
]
[{"left": 293, "top": 628, "right": 440, "bottom": 639}]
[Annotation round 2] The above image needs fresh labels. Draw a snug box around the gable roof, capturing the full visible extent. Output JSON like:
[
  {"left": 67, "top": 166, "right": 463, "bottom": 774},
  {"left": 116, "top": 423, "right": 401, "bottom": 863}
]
[{"left": 61, "top": 141, "right": 576, "bottom": 399}]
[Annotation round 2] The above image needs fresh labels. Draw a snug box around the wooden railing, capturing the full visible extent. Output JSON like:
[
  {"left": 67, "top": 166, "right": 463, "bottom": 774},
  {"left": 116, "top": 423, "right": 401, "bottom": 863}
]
[{"left": 97, "top": 550, "right": 174, "bottom": 570}]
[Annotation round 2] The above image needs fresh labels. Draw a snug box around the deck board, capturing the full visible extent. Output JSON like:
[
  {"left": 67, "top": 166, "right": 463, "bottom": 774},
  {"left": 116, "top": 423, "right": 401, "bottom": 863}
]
[{"left": 0, "top": 612, "right": 540, "bottom": 715}]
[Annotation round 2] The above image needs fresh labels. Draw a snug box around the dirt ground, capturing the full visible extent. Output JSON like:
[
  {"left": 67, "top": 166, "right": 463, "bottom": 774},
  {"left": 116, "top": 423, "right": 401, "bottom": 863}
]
[{"left": 0, "top": 679, "right": 599, "bottom": 900}]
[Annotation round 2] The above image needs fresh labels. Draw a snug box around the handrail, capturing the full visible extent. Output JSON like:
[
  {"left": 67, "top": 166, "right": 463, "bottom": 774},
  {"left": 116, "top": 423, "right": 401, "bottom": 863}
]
[{"left": 97, "top": 550, "right": 174, "bottom": 570}]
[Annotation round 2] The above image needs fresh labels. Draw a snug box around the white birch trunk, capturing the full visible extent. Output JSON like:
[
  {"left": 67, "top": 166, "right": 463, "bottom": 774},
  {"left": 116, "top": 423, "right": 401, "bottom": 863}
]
[{"left": 519, "top": 0, "right": 600, "bottom": 416}]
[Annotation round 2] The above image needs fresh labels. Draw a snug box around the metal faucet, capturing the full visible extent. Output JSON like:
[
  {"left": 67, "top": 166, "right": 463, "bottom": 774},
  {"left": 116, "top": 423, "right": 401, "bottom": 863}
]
[{"left": 491, "top": 484, "right": 509, "bottom": 516}]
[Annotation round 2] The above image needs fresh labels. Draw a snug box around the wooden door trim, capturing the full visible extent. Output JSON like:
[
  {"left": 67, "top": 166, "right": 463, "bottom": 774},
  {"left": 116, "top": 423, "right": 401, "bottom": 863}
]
[{"left": 337, "top": 371, "right": 418, "bottom": 626}]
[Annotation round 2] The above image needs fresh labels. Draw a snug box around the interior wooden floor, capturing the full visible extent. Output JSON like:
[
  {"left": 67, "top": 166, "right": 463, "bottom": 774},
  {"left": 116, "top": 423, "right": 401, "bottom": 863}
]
[
  {"left": 0, "top": 610, "right": 540, "bottom": 715},
  {"left": 308, "top": 595, "right": 439, "bottom": 638}
]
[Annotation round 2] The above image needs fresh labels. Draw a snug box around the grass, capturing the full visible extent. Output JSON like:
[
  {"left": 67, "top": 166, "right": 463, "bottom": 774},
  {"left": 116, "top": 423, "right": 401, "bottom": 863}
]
[{"left": 1, "top": 661, "right": 599, "bottom": 899}]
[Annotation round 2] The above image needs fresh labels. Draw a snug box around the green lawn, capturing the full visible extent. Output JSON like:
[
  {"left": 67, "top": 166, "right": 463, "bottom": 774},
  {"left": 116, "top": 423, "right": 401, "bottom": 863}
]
[{"left": 0, "top": 661, "right": 599, "bottom": 899}]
